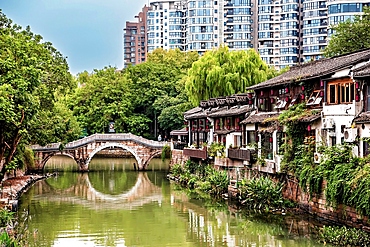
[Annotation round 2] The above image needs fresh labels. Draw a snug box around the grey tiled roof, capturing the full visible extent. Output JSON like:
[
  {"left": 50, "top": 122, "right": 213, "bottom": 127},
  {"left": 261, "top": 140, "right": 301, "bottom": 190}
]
[
  {"left": 208, "top": 105, "right": 253, "bottom": 117},
  {"left": 184, "top": 107, "right": 202, "bottom": 117},
  {"left": 353, "top": 62, "right": 370, "bottom": 77},
  {"left": 354, "top": 112, "right": 370, "bottom": 123},
  {"left": 184, "top": 106, "right": 229, "bottom": 120},
  {"left": 247, "top": 48, "right": 370, "bottom": 90},
  {"left": 241, "top": 112, "right": 280, "bottom": 124},
  {"left": 298, "top": 111, "right": 322, "bottom": 123}
]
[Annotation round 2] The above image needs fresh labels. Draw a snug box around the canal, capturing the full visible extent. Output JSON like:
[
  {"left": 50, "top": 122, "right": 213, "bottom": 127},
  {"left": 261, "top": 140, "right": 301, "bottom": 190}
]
[{"left": 17, "top": 156, "right": 327, "bottom": 247}]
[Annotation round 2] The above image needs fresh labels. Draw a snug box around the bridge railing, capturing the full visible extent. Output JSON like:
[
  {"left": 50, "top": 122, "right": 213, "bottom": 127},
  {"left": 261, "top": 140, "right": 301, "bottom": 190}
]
[{"left": 30, "top": 133, "right": 166, "bottom": 151}]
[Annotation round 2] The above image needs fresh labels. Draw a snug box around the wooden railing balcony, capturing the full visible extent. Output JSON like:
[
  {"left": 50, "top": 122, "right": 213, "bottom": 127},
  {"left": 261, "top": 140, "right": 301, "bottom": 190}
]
[
  {"left": 183, "top": 147, "right": 207, "bottom": 159},
  {"left": 227, "top": 148, "right": 253, "bottom": 161}
]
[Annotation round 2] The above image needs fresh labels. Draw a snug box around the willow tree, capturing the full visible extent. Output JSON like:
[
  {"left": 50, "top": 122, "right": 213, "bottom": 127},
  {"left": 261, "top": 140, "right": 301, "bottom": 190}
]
[{"left": 185, "top": 46, "right": 275, "bottom": 106}]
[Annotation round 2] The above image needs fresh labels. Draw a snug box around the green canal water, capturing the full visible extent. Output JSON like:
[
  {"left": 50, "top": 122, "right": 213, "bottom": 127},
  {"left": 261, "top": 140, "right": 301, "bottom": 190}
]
[{"left": 17, "top": 156, "right": 328, "bottom": 247}]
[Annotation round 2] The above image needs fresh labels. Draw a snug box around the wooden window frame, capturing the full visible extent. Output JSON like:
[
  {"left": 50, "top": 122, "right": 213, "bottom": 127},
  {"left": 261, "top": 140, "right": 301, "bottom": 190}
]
[{"left": 327, "top": 80, "right": 354, "bottom": 105}]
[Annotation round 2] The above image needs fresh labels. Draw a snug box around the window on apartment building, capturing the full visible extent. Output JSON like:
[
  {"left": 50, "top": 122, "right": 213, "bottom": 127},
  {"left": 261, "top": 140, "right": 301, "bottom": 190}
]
[{"left": 327, "top": 80, "right": 355, "bottom": 104}]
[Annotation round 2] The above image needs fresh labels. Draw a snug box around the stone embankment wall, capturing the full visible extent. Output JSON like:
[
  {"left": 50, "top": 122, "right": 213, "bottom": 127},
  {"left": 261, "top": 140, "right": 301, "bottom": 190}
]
[
  {"left": 0, "top": 174, "right": 55, "bottom": 211},
  {"left": 283, "top": 176, "right": 370, "bottom": 231},
  {"left": 170, "top": 150, "right": 370, "bottom": 231}
]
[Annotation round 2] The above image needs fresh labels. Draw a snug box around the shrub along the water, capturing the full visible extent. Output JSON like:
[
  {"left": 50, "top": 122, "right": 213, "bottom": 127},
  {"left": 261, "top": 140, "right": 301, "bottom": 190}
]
[
  {"left": 169, "top": 160, "right": 229, "bottom": 196},
  {"left": 317, "top": 225, "right": 370, "bottom": 246},
  {"left": 238, "top": 176, "right": 284, "bottom": 211},
  {"left": 0, "top": 208, "right": 20, "bottom": 247}
]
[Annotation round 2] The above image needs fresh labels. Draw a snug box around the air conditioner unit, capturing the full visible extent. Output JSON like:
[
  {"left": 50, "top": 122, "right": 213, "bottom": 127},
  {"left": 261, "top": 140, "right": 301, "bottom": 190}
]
[
  {"left": 344, "top": 128, "right": 358, "bottom": 142},
  {"left": 313, "top": 152, "right": 322, "bottom": 164},
  {"left": 322, "top": 118, "right": 335, "bottom": 129}
]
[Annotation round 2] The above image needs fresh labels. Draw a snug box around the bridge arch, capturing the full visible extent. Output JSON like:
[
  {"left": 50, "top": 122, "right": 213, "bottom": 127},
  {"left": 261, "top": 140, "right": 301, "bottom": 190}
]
[
  {"left": 41, "top": 152, "right": 77, "bottom": 171},
  {"left": 142, "top": 150, "right": 163, "bottom": 170},
  {"left": 85, "top": 143, "right": 142, "bottom": 169}
]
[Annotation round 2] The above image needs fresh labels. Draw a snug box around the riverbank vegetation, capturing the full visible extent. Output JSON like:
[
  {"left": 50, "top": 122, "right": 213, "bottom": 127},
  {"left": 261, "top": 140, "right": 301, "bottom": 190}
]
[
  {"left": 318, "top": 225, "right": 370, "bottom": 246},
  {"left": 0, "top": 208, "right": 20, "bottom": 246},
  {"left": 169, "top": 161, "right": 288, "bottom": 211}
]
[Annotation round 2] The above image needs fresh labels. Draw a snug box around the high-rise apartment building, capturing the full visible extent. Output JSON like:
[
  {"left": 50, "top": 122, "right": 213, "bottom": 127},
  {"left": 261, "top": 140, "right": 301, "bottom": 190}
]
[
  {"left": 187, "top": 0, "right": 219, "bottom": 52},
  {"left": 123, "top": 0, "right": 370, "bottom": 69},
  {"left": 123, "top": 6, "right": 148, "bottom": 68},
  {"left": 224, "top": 0, "right": 254, "bottom": 50},
  {"left": 257, "top": 0, "right": 301, "bottom": 69},
  {"left": 147, "top": 0, "right": 187, "bottom": 52}
]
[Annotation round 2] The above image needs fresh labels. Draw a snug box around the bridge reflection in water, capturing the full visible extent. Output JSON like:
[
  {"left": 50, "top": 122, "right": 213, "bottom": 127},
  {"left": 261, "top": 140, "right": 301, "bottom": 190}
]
[
  {"left": 32, "top": 156, "right": 167, "bottom": 210},
  {"left": 33, "top": 172, "right": 162, "bottom": 210}
]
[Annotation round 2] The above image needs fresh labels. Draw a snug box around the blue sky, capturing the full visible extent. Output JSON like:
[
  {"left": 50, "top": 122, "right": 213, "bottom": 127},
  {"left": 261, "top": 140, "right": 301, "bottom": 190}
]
[{"left": 1, "top": 0, "right": 148, "bottom": 75}]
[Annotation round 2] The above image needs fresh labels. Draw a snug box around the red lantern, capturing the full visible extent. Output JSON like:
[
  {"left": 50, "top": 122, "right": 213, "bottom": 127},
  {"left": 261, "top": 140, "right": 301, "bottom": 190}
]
[
  {"left": 270, "top": 89, "right": 274, "bottom": 95},
  {"left": 301, "top": 85, "right": 305, "bottom": 91},
  {"left": 307, "top": 125, "right": 311, "bottom": 132},
  {"left": 223, "top": 137, "right": 226, "bottom": 143},
  {"left": 186, "top": 127, "right": 189, "bottom": 131},
  {"left": 260, "top": 91, "right": 264, "bottom": 96},
  {"left": 285, "top": 87, "right": 289, "bottom": 93},
  {"left": 301, "top": 94, "right": 305, "bottom": 100},
  {"left": 320, "top": 80, "right": 324, "bottom": 87},
  {"left": 227, "top": 118, "right": 230, "bottom": 123},
  {"left": 285, "top": 96, "right": 289, "bottom": 102},
  {"left": 269, "top": 137, "right": 273, "bottom": 143},
  {"left": 249, "top": 99, "right": 253, "bottom": 105},
  {"left": 320, "top": 90, "right": 324, "bottom": 97},
  {"left": 255, "top": 135, "right": 259, "bottom": 142},
  {"left": 270, "top": 98, "right": 274, "bottom": 104},
  {"left": 260, "top": 98, "right": 264, "bottom": 104},
  {"left": 355, "top": 81, "right": 359, "bottom": 89},
  {"left": 356, "top": 94, "right": 360, "bottom": 101}
]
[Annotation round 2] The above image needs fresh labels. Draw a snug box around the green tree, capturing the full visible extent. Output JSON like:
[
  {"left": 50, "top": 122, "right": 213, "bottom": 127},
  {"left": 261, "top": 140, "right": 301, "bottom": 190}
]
[
  {"left": 0, "top": 10, "right": 76, "bottom": 179},
  {"left": 124, "top": 48, "right": 198, "bottom": 136},
  {"left": 185, "top": 46, "right": 276, "bottom": 106},
  {"left": 324, "top": 7, "right": 370, "bottom": 57},
  {"left": 69, "top": 67, "right": 135, "bottom": 135}
]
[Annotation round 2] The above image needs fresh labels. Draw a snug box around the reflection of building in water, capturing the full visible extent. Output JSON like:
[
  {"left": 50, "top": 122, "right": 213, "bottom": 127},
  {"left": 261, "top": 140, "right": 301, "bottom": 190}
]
[
  {"left": 171, "top": 193, "right": 319, "bottom": 246},
  {"left": 33, "top": 172, "right": 162, "bottom": 210}
]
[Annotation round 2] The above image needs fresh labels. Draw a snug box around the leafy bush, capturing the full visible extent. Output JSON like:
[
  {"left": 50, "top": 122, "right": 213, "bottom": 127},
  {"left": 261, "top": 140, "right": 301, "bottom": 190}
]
[
  {"left": 238, "top": 177, "right": 284, "bottom": 211},
  {"left": 318, "top": 225, "right": 370, "bottom": 246},
  {"left": 161, "top": 145, "right": 171, "bottom": 161},
  {"left": 170, "top": 163, "right": 183, "bottom": 177},
  {"left": 208, "top": 142, "right": 225, "bottom": 158}
]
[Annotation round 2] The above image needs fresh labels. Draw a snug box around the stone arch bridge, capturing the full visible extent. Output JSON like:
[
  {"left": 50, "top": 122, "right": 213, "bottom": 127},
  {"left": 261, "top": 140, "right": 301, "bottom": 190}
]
[{"left": 30, "top": 133, "right": 166, "bottom": 171}]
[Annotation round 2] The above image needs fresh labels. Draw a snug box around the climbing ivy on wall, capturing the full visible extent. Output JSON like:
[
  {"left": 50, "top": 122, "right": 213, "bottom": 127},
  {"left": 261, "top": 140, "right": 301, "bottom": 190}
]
[
  {"left": 277, "top": 103, "right": 316, "bottom": 175},
  {"left": 299, "top": 144, "right": 370, "bottom": 215}
]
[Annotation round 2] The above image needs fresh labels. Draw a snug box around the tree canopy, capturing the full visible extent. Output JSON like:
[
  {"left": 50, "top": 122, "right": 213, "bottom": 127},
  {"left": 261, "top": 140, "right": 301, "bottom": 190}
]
[
  {"left": 185, "top": 46, "right": 276, "bottom": 106},
  {"left": 324, "top": 7, "right": 370, "bottom": 57},
  {"left": 0, "top": 10, "right": 79, "bottom": 178}
]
